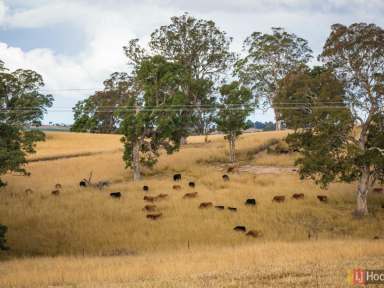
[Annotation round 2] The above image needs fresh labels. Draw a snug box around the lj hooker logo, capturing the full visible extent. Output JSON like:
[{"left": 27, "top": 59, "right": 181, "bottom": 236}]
[{"left": 349, "top": 268, "right": 384, "bottom": 285}]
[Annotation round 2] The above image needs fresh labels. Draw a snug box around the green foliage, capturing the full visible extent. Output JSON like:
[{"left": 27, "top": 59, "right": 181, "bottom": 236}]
[
  {"left": 216, "top": 82, "right": 252, "bottom": 162},
  {"left": 119, "top": 55, "right": 189, "bottom": 170},
  {"left": 275, "top": 66, "right": 357, "bottom": 187},
  {"left": 71, "top": 72, "right": 130, "bottom": 133},
  {"left": 0, "top": 61, "right": 53, "bottom": 186},
  {"left": 216, "top": 82, "right": 253, "bottom": 136},
  {"left": 0, "top": 224, "right": 9, "bottom": 251},
  {"left": 125, "top": 13, "right": 234, "bottom": 135},
  {"left": 235, "top": 27, "right": 313, "bottom": 109}
]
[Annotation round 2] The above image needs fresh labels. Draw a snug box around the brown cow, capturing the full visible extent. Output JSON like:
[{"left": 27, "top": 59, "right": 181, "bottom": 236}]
[
  {"left": 215, "top": 205, "right": 225, "bottom": 210},
  {"left": 55, "top": 184, "right": 62, "bottom": 189},
  {"left": 51, "top": 190, "right": 60, "bottom": 196},
  {"left": 188, "top": 181, "right": 196, "bottom": 188},
  {"left": 146, "top": 213, "right": 162, "bottom": 220},
  {"left": 222, "top": 174, "right": 230, "bottom": 181},
  {"left": 172, "top": 185, "right": 182, "bottom": 190},
  {"left": 144, "top": 195, "right": 156, "bottom": 202},
  {"left": 228, "top": 207, "right": 237, "bottom": 212},
  {"left": 183, "top": 192, "right": 198, "bottom": 199},
  {"left": 143, "top": 205, "right": 157, "bottom": 212},
  {"left": 233, "top": 226, "right": 246, "bottom": 232},
  {"left": 246, "top": 230, "right": 261, "bottom": 238},
  {"left": 317, "top": 195, "right": 328, "bottom": 203},
  {"left": 272, "top": 196, "right": 285, "bottom": 203},
  {"left": 199, "top": 202, "right": 213, "bottom": 209},
  {"left": 292, "top": 193, "right": 304, "bottom": 200}
]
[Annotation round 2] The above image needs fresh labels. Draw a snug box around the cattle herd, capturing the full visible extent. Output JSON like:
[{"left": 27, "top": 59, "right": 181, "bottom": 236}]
[{"left": 32, "top": 172, "right": 383, "bottom": 239}]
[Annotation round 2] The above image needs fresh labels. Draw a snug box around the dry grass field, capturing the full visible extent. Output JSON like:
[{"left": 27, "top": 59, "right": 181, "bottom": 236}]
[{"left": 0, "top": 131, "right": 383, "bottom": 287}]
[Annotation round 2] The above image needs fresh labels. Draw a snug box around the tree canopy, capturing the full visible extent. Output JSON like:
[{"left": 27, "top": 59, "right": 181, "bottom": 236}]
[
  {"left": 0, "top": 61, "right": 53, "bottom": 187},
  {"left": 216, "top": 81, "right": 252, "bottom": 162},
  {"left": 235, "top": 27, "right": 312, "bottom": 130}
]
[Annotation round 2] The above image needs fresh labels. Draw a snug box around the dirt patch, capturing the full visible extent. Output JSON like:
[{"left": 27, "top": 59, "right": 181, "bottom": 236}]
[{"left": 219, "top": 164, "right": 298, "bottom": 175}]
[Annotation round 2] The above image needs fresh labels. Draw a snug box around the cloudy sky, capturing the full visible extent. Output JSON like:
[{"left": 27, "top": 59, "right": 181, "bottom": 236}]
[{"left": 1, "top": 0, "right": 383, "bottom": 124}]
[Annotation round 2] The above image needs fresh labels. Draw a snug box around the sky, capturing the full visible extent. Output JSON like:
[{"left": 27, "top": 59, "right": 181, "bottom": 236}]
[{"left": 1, "top": 0, "right": 383, "bottom": 124}]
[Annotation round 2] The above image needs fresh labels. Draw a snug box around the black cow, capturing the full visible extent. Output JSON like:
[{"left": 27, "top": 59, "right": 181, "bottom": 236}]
[
  {"left": 222, "top": 174, "right": 230, "bottom": 181},
  {"left": 215, "top": 205, "right": 225, "bottom": 210},
  {"left": 143, "top": 185, "right": 149, "bottom": 192},
  {"left": 245, "top": 199, "right": 256, "bottom": 206},
  {"left": 79, "top": 180, "right": 88, "bottom": 187},
  {"left": 173, "top": 174, "right": 182, "bottom": 181},
  {"left": 188, "top": 181, "right": 195, "bottom": 188},
  {"left": 228, "top": 207, "right": 237, "bottom": 212},
  {"left": 233, "top": 226, "right": 246, "bottom": 232},
  {"left": 317, "top": 195, "right": 328, "bottom": 203},
  {"left": 110, "top": 192, "right": 122, "bottom": 198}
]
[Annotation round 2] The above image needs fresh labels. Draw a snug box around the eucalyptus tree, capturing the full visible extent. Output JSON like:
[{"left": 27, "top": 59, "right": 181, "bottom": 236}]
[
  {"left": 235, "top": 27, "right": 312, "bottom": 130},
  {"left": 276, "top": 23, "right": 384, "bottom": 216},
  {"left": 215, "top": 81, "right": 252, "bottom": 163},
  {"left": 119, "top": 55, "right": 189, "bottom": 181},
  {"left": 125, "top": 13, "right": 234, "bottom": 138},
  {"left": 0, "top": 60, "right": 53, "bottom": 187}
]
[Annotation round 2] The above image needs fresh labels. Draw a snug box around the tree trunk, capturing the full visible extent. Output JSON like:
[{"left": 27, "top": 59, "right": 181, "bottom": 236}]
[
  {"left": 180, "top": 136, "right": 188, "bottom": 145},
  {"left": 132, "top": 141, "right": 141, "bottom": 181},
  {"left": 274, "top": 109, "right": 282, "bottom": 131},
  {"left": 355, "top": 168, "right": 369, "bottom": 217},
  {"left": 228, "top": 133, "right": 236, "bottom": 163}
]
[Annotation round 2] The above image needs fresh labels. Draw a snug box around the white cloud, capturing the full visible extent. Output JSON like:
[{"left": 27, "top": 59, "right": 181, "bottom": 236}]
[{"left": 1, "top": 0, "right": 384, "bottom": 123}]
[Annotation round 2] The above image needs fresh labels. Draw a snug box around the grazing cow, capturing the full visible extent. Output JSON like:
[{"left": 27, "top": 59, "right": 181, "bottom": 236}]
[
  {"left": 143, "top": 205, "right": 157, "bottom": 212},
  {"left": 373, "top": 187, "right": 383, "bottom": 194},
  {"left": 143, "top": 185, "right": 149, "bottom": 192},
  {"left": 227, "top": 166, "right": 239, "bottom": 173},
  {"left": 110, "top": 192, "right": 122, "bottom": 198},
  {"left": 156, "top": 193, "right": 168, "bottom": 200},
  {"left": 373, "top": 236, "right": 380, "bottom": 240},
  {"left": 79, "top": 180, "right": 88, "bottom": 187},
  {"left": 51, "top": 190, "right": 60, "bottom": 196},
  {"left": 228, "top": 207, "right": 237, "bottom": 212},
  {"left": 272, "top": 196, "right": 285, "bottom": 203},
  {"left": 146, "top": 213, "right": 162, "bottom": 220},
  {"left": 317, "top": 195, "right": 328, "bottom": 203},
  {"left": 199, "top": 202, "right": 213, "bottom": 209},
  {"left": 173, "top": 185, "right": 182, "bottom": 190},
  {"left": 144, "top": 196, "right": 155, "bottom": 202},
  {"left": 188, "top": 181, "right": 195, "bottom": 188},
  {"left": 246, "top": 230, "right": 261, "bottom": 238},
  {"left": 245, "top": 199, "right": 256, "bottom": 206},
  {"left": 222, "top": 174, "right": 230, "bottom": 181},
  {"left": 215, "top": 205, "right": 225, "bottom": 210},
  {"left": 173, "top": 174, "right": 182, "bottom": 181},
  {"left": 55, "top": 184, "right": 62, "bottom": 189},
  {"left": 25, "top": 188, "right": 33, "bottom": 195},
  {"left": 292, "top": 193, "right": 304, "bottom": 200},
  {"left": 233, "top": 226, "right": 246, "bottom": 232},
  {"left": 183, "top": 192, "right": 198, "bottom": 199}
]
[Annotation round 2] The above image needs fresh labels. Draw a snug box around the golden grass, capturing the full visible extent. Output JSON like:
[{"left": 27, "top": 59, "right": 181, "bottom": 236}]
[
  {"left": 1, "top": 240, "right": 383, "bottom": 287},
  {"left": 1, "top": 130, "right": 383, "bottom": 287}
]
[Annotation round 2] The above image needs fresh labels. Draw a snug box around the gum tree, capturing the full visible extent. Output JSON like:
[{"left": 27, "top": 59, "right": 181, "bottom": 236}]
[
  {"left": 276, "top": 63, "right": 384, "bottom": 216},
  {"left": 215, "top": 81, "right": 252, "bottom": 163},
  {"left": 126, "top": 13, "right": 234, "bottom": 139},
  {"left": 119, "top": 56, "right": 189, "bottom": 181},
  {"left": 235, "top": 27, "right": 312, "bottom": 130},
  {"left": 0, "top": 60, "right": 53, "bottom": 187}
]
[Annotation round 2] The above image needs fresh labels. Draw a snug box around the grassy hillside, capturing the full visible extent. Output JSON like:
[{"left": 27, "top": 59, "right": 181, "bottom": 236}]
[{"left": 0, "top": 131, "right": 383, "bottom": 287}]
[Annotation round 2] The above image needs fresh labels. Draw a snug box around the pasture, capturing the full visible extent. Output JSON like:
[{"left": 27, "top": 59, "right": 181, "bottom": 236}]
[{"left": 0, "top": 131, "right": 383, "bottom": 287}]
